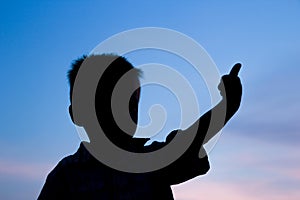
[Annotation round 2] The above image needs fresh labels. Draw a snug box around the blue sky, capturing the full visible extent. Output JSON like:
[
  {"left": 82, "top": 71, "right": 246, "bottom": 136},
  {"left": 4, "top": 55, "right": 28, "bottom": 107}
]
[{"left": 1, "top": 0, "right": 300, "bottom": 199}]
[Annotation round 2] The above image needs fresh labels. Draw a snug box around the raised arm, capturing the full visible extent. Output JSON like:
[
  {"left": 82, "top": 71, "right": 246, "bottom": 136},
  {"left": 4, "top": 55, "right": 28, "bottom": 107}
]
[
  {"left": 150, "top": 64, "right": 242, "bottom": 185},
  {"left": 182, "top": 63, "right": 243, "bottom": 155}
]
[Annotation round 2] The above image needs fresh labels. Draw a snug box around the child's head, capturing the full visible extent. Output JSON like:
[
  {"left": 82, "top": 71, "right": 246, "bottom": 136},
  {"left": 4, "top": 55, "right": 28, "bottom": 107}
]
[{"left": 68, "top": 54, "right": 143, "bottom": 146}]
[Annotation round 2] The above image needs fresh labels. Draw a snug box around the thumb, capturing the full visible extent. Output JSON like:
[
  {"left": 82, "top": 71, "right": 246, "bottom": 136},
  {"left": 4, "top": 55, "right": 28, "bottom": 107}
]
[{"left": 229, "top": 63, "right": 242, "bottom": 77}]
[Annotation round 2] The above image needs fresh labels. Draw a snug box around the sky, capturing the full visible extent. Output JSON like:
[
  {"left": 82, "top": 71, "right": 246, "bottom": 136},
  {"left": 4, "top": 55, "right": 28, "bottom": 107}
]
[{"left": 1, "top": 0, "right": 300, "bottom": 199}]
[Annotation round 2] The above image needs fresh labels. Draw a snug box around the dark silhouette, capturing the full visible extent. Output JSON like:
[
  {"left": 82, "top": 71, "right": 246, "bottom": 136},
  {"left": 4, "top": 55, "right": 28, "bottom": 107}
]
[{"left": 38, "top": 54, "right": 242, "bottom": 200}]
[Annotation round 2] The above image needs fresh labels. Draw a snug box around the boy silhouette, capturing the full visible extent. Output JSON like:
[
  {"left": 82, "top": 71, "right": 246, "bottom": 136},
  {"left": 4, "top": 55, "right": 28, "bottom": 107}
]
[{"left": 38, "top": 54, "right": 242, "bottom": 200}]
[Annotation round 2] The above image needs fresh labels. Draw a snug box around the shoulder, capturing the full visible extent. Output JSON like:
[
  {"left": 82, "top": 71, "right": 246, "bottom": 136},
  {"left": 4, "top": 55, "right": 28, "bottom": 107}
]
[
  {"left": 47, "top": 142, "right": 89, "bottom": 179},
  {"left": 37, "top": 151, "right": 79, "bottom": 199}
]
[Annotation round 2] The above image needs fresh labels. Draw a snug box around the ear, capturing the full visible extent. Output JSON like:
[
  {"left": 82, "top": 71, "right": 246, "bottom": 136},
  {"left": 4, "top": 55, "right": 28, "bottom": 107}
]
[
  {"left": 69, "top": 105, "right": 75, "bottom": 123},
  {"left": 69, "top": 104, "right": 84, "bottom": 126}
]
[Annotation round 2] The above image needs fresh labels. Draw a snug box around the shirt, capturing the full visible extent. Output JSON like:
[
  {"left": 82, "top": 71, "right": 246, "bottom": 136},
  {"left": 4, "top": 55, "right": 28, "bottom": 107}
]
[{"left": 38, "top": 130, "right": 210, "bottom": 200}]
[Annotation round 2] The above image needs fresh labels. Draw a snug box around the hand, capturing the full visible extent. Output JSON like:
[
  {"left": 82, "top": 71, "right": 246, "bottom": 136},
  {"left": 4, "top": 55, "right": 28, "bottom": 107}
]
[{"left": 218, "top": 63, "right": 242, "bottom": 109}]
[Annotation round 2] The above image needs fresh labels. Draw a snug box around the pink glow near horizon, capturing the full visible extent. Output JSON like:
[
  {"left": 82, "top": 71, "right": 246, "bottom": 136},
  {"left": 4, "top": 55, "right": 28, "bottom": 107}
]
[
  {"left": 0, "top": 160, "right": 53, "bottom": 180},
  {"left": 172, "top": 179, "right": 300, "bottom": 200},
  {"left": 1, "top": 131, "right": 299, "bottom": 199}
]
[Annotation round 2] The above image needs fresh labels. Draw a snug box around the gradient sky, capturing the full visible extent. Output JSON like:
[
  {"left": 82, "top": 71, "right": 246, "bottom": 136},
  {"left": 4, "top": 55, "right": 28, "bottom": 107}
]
[{"left": 1, "top": 0, "right": 300, "bottom": 199}]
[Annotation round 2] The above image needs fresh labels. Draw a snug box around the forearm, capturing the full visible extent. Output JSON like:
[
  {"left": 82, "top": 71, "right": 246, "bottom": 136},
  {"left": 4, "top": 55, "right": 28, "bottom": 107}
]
[
  {"left": 178, "top": 63, "right": 242, "bottom": 157},
  {"left": 201, "top": 98, "right": 240, "bottom": 143},
  {"left": 181, "top": 97, "right": 240, "bottom": 155}
]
